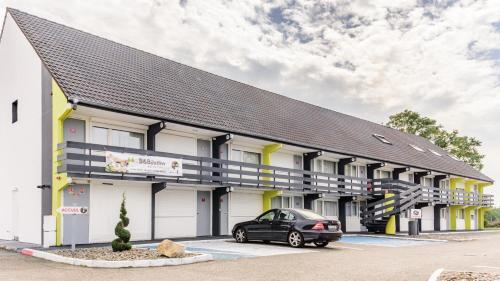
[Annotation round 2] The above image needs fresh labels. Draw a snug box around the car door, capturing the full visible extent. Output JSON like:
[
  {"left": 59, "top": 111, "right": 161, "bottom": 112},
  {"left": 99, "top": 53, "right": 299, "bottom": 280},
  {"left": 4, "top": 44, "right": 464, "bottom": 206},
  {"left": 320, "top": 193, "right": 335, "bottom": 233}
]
[
  {"left": 272, "top": 210, "right": 296, "bottom": 241},
  {"left": 246, "top": 210, "right": 277, "bottom": 241}
]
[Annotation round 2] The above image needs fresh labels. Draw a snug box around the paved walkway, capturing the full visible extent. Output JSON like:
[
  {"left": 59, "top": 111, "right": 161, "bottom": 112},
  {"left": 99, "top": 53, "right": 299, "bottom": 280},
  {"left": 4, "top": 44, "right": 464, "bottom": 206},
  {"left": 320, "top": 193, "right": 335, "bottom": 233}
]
[
  {"left": 0, "top": 239, "right": 40, "bottom": 251},
  {"left": 1, "top": 232, "right": 500, "bottom": 281}
]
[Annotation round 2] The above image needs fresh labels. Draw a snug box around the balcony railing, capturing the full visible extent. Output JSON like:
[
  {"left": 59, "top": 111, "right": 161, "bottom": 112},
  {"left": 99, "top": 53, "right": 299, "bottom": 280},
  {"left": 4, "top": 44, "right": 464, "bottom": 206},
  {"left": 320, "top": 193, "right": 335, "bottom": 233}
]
[
  {"left": 372, "top": 179, "right": 494, "bottom": 207},
  {"left": 57, "top": 141, "right": 371, "bottom": 196}
]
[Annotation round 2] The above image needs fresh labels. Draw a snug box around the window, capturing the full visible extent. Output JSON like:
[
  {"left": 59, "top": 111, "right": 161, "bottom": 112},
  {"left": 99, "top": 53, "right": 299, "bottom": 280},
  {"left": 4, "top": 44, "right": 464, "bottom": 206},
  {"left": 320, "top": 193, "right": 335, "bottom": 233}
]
[
  {"left": 375, "top": 170, "right": 392, "bottom": 179},
  {"left": 277, "top": 210, "right": 296, "bottom": 221},
  {"left": 409, "top": 144, "right": 425, "bottom": 152},
  {"left": 92, "top": 127, "right": 144, "bottom": 149},
  {"left": 373, "top": 134, "right": 392, "bottom": 145},
  {"left": 423, "top": 177, "right": 433, "bottom": 187},
  {"left": 12, "top": 100, "right": 18, "bottom": 123},
  {"left": 429, "top": 149, "right": 442, "bottom": 156},
  {"left": 439, "top": 179, "right": 450, "bottom": 189},
  {"left": 314, "top": 159, "right": 337, "bottom": 174},
  {"left": 457, "top": 209, "right": 465, "bottom": 220},
  {"left": 324, "top": 201, "right": 338, "bottom": 217},
  {"left": 271, "top": 196, "right": 292, "bottom": 209},
  {"left": 315, "top": 200, "right": 323, "bottom": 215},
  {"left": 440, "top": 208, "right": 447, "bottom": 219},
  {"left": 346, "top": 202, "right": 359, "bottom": 217},
  {"left": 408, "top": 173, "right": 415, "bottom": 183},
  {"left": 258, "top": 210, "right": 277, "bottom": 222},
  {"left": 346, "top": 164, "right": 366, "bottom": 177},
  {"left": 232, "top": 149, "right": 261, "bottom": 164}
]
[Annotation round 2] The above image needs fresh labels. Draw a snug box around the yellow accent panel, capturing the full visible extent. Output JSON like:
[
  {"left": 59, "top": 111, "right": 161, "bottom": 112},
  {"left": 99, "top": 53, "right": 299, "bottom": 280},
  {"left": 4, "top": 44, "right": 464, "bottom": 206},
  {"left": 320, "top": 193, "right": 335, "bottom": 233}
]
[
  {"left": 52, "top": 80, "right": 73, "bottom": 246},
  {"left": 384, "top": 193, "right": 396, "bottom": 235},
  {"left": 262, "top": 143, "right": 283, "bottom": 185},
  {"left": 263, "top": 190, "right": 282, "bottom": 211},
  {"left": 464, "top": 206, "right": 477, "bottom": 230},
  {"left": 449, "top": 206, "right": 458, "bottom": 230}
]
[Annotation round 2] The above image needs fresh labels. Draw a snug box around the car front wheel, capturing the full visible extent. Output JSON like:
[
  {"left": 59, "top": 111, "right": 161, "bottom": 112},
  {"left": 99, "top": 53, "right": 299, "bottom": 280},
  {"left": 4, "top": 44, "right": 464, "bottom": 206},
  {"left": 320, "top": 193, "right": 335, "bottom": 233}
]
[
  {"left": 288, "top": 231, "right": 305, "bottom": 248},
  {"left": 314, "top": 241, "right": 329, "bottom": 248},
  {"left": 235, "top": 227, "right": 248, "bottom": 243}
]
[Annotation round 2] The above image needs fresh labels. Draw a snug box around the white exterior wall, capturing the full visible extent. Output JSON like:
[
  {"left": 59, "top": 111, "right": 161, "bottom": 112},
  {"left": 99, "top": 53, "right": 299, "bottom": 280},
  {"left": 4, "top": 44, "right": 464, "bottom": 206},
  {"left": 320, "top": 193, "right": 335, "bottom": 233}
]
[
  {"left": 421, "top": 206, "right": 434, "bottom": 231},
  {"left": 155, "top": 188, "right": 197, "bottom": 238},
  {"left": 0, "top": 14, "right": 43, "bottom": 244},
  {"left": 89, "top": 182, "right": 151, "bottom": 243},
  {"left": 229, "top": 191, "right": 263, "bottom": 232}
]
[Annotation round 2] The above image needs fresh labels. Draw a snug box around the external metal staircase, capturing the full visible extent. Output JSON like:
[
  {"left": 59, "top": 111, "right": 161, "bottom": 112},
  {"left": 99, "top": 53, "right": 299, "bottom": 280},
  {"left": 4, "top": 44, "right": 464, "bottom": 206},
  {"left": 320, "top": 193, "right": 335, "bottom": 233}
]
[{"left": 361, "top": 179, "right": 423, "bottom": 233}]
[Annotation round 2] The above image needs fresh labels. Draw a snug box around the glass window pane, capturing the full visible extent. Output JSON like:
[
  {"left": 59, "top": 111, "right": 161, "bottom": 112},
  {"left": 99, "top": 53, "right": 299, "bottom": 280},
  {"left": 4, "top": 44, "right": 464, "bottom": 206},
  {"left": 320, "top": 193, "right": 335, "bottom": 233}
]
[
  {"left": 324, "top": 201, "right": 336, "bottom": 217},
  {"left": 92, "top": 127, "right": 108, "bottom": 145},
  {"left": 231, "top": 150, "right": 241, "bottom": 161},
  {"left": 259, "top": 210, "right": 276, "bottom": 222},
  {"left": 324, "top": 161, "right": 335, "bottom": 174},
  {"left": 352, "top": 166, "right": 358, "bottom": 177},
  {"left": 346, "top": 202, "right": 352, "bottom": 216},
  {"left": 271, "top": 196, "right": 282, "bottom": 209},
  {"left": 282, "top": 197, "right": 291, "bottom": 208},
  {"left": 243, "top": 151, "right": 260, "bottom": 164},
  {"left": 358, "top": 166, "right": 366, "bottom": 178},
  {"left": 315, "top": 160, "right": 323, "bottom": 172},
  {"left": 110, "top": 129, "right": 144, "bottom": 149}
]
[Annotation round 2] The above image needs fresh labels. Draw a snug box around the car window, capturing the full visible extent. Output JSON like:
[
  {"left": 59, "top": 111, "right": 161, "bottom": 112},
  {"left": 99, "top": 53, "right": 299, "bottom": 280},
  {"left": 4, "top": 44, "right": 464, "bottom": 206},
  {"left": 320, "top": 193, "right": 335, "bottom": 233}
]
[
  {"left": 258, "top": 210, "right": 277, "bottom": 222},
  {"left": 277, "top": 210, "right": 296, "bottom": 221},
  {"left": 294, "top": 209, "right": 326, "bottom": 220}
]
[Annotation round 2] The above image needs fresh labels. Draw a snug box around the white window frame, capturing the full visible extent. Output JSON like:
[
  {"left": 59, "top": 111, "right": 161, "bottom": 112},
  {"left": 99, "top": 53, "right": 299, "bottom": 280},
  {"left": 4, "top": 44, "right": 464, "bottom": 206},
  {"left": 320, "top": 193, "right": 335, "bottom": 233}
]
[
  {"left": 90, "top": 122, "right": 146, "bottom": 149},
  {"left": 314, "top": 159, "right": 338, "bottom": 174}
]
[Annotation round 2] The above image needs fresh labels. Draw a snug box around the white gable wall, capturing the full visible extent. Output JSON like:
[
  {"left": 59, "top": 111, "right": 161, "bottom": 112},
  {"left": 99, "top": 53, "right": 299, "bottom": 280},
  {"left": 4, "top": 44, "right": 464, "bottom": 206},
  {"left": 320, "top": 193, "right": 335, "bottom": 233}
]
[{"left": 0, "top": 14, "right": 43, "bottom": 244}]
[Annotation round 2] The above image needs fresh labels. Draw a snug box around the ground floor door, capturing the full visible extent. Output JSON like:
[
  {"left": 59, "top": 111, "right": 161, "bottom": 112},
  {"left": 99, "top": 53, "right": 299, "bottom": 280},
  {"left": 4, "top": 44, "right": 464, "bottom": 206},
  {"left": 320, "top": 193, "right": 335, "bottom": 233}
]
[
  {"left": 63, "top": 184, "right": 90, "bottom": 245},
  {"left": 219, "top": 193, "right": 229, "bottom": 235},
  {"left": 471, "top": 210, "right": 477, "bottom": 230},
  {"left": 440, "top": 208, "right": 448, "bottom": 231},
  {"left": 197, "top": 191, "right": 211, "bottom": 236}
]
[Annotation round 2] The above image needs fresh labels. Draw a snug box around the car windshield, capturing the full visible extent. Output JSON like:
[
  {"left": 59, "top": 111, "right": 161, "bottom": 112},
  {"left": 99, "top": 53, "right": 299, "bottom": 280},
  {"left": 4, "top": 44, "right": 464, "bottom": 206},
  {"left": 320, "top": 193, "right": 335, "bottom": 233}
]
[{"left": 294, "top": 209, "right": 326, "bottom": 220}]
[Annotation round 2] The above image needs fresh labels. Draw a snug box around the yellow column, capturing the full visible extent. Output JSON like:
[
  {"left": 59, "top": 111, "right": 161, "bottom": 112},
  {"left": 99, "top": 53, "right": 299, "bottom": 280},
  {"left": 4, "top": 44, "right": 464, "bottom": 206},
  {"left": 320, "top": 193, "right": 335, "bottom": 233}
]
[
  {"left": 449, "top": 178, "right": 461, "bottom": 230},
  {"left": 52, "top": 80, "right": 73, "bottom": 245},
  {"left": 261, "top": 144, "right": 283, "bottom": 210},
  {"left": 477, "top": 182, "right": 493, "bottom": 230},
  {"left": 384, "top": 193, "right": 396, "bottom": 235},
  {"left": 464, "top": 180, "right": 477, "bottom": 230}
]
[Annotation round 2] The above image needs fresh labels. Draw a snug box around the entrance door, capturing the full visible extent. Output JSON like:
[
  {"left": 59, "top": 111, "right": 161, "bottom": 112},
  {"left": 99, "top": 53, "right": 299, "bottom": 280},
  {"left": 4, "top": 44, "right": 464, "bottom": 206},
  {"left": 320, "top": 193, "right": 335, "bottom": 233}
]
[
  {"left": 197, "top": 191, "right": 211, "bottom": 236},
  {"left": 63, "top": 184, "right": 90, "bottom": 245},
  {"left": 293, "top": 196, "right": 303, "bottom": 209},
  {"left": 219, "top": 193, "right": 229, "bottom": 235}
]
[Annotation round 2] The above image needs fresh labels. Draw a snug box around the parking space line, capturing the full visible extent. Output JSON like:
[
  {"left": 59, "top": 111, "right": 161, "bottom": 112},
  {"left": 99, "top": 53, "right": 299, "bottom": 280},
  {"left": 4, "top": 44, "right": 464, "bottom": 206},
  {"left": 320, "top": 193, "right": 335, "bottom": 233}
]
[{"left": 333, "top": 245, "right": 364, "bottom": 251}]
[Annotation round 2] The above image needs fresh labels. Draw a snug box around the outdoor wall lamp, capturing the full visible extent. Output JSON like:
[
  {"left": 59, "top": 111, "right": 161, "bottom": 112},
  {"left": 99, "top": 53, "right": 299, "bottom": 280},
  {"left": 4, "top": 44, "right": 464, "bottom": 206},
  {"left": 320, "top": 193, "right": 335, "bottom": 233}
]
[
  {"left": 37, "top": 184, "right": 51, "bottom": 189},
  {"left": 68, "top": 97, "right": 79, "bottom": 110}
]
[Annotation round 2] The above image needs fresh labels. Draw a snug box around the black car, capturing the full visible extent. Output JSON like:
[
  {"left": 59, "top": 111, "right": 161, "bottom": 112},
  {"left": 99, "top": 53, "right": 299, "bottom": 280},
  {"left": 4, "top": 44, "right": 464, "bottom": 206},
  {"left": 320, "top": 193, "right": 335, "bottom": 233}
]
[{"left": 231, "top": 208, "right": 342, "bottom": 248}]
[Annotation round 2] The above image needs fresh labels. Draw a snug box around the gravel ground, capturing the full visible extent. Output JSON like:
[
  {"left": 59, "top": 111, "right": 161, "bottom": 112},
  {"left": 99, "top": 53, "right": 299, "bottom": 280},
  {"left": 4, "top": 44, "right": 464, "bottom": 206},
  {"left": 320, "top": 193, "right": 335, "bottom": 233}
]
[
  {"left": 438, "top": 271, "right": 500, "bottom": 281},
  {"left": 51, "top": 248, "right": 196, "bottom": 261}
]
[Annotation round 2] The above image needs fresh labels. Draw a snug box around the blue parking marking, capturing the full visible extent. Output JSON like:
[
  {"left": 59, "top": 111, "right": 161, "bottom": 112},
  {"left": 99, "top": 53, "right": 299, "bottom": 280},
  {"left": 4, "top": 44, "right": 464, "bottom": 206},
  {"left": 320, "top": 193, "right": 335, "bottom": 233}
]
[{"left": 339, "top": 235, "right": 444, "bottom": 247}]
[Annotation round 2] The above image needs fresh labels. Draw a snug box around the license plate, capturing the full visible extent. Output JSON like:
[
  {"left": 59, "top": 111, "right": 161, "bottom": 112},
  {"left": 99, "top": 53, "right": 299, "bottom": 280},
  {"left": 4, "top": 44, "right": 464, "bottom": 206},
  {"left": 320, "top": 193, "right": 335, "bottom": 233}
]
[{"left": 328, "top": 225, "right": 337, "bottom": 231}]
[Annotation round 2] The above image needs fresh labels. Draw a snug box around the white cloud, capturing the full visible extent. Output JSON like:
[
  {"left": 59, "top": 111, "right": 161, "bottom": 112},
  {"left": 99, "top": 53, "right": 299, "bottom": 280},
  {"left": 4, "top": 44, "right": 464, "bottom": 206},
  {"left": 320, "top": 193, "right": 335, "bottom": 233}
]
[{"left": 1, "top": 0, "right": 499, "bottom": 204}]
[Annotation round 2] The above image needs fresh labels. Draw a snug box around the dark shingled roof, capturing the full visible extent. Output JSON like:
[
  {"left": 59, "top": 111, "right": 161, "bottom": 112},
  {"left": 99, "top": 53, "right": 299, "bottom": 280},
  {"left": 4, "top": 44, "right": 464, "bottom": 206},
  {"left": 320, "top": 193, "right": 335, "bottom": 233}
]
[{"left": 5, "top": 8, "right": 493, "bottom": 182}]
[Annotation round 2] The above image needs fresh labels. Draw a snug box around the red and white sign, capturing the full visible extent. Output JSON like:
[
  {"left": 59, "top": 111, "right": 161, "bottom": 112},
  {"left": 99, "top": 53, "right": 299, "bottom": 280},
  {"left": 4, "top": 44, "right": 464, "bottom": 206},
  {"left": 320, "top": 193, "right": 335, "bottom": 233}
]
[
  {"left": 58, "top": 206, "right": 89, "bottom": 215},
  {"left": 410, "top": 209, "right": 422, "bottom": 219}
]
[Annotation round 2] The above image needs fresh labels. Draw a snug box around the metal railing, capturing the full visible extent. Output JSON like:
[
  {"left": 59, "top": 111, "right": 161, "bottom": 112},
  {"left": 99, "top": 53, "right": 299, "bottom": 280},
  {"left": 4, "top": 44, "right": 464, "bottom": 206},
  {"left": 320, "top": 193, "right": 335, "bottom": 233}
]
[{"left": 57, "top": 141, "right": 371, "bottom": 196}]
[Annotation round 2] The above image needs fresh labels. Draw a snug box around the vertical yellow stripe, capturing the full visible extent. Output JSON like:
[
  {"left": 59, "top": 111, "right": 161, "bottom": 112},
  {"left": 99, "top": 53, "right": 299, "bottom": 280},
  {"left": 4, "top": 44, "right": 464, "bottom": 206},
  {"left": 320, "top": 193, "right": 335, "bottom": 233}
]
[{"left": 52, "top": 80, "right": 73, "bottom": 246}]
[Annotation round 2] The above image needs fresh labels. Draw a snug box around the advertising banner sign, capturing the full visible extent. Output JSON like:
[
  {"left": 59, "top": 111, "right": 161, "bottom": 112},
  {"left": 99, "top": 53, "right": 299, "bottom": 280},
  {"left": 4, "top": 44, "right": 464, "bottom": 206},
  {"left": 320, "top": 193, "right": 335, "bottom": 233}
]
[
  {"left": 58, "top": 206, "right": 88, "bottom": 215},
  {"left": 105, "top": 151, "right": 183, "bottom": 176}
]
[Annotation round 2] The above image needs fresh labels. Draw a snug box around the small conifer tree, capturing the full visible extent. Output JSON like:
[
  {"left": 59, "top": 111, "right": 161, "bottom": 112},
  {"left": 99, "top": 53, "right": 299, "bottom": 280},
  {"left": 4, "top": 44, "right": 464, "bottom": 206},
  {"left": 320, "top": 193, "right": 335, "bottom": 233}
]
[{"left": 111, "top": 193, "right": 132, "bottom": 252}]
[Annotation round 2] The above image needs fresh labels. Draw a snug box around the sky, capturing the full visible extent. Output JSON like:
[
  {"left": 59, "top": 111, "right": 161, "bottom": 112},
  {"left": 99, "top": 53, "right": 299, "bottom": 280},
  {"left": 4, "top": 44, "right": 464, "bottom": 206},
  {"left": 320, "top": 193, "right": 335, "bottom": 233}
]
[{"left": 2, "top": 0, "right": 499, "bottom": 205}]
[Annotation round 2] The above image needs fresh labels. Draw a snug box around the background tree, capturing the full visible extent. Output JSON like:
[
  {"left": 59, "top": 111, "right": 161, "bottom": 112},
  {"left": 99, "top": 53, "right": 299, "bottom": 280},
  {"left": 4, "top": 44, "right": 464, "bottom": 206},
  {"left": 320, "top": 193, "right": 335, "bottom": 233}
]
[
  {"left": 111, "top": 193, "right": 132, "bottom": 252},
  {"left": 386, "top": 109, "right": 484, "bottom": 170}
]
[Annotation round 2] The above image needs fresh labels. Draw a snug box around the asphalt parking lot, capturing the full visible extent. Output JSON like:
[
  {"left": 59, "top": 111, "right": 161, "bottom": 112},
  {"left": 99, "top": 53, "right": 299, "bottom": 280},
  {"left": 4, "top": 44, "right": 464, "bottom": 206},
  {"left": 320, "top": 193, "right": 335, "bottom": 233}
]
[{"left": 1, "top": 231, "right": 500, "bottom": 281}]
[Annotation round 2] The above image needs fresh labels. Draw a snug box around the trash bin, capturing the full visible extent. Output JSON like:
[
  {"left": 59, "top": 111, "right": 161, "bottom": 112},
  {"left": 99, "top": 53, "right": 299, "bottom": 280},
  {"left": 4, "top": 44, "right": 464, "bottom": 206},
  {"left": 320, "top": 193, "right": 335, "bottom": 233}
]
[{"left": 408, "top": 220, "right": 419, "bottom": 236}]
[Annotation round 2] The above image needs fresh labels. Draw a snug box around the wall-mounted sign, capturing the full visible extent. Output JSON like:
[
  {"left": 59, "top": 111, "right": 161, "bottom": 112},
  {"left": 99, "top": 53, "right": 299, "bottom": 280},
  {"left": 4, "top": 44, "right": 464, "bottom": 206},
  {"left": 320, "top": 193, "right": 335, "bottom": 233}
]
[
  {"left": 105, "top": 151, "right": 183, "bottom": 177},
  {"left": 410, "top": 209, "right": 422, "bottom": 219},
  {"left": 58, "top": 206, "right": 88, "bottom": 215}
]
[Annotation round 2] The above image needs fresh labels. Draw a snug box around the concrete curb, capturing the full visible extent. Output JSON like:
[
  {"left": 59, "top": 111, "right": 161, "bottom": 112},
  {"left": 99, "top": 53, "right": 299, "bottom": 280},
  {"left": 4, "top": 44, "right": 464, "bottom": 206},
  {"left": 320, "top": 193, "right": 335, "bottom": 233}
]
[
  {"left": 428, "top": 268, "right": 444, "bottom": 281},
  {"left": 21, "top": 248, "right": 213, "bottom": 268}
]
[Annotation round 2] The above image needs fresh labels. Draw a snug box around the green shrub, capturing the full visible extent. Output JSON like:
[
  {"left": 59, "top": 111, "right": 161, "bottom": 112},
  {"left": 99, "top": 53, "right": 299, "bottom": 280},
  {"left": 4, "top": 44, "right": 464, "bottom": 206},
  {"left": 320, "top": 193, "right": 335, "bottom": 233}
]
[{"left": 111, "top": 193, "right": 132, "bottom": 252}]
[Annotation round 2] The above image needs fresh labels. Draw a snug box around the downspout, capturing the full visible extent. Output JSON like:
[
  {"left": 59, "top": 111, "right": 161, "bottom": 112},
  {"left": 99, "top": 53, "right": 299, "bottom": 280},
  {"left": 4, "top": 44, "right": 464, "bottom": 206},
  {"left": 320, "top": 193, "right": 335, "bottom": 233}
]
[{"left": 52, "top": 80, "right": 74, "bottom": 246}]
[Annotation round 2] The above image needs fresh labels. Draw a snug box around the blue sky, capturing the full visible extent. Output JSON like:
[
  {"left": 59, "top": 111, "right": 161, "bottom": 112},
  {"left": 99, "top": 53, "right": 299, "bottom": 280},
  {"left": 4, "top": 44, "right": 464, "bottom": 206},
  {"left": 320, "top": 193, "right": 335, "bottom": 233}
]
[{"left": 2, "top": 0, "right": 499, "bottom": 204}]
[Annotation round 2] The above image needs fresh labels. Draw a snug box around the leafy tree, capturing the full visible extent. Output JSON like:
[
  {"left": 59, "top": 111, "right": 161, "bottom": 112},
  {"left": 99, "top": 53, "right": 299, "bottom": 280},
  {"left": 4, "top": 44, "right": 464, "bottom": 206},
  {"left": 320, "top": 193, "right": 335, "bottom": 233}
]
[
  {"left": 111, "top": 193, "right": 132, "bottom": 252},
  {"left": 386, "top": 110, "right": 484, "bottom": 170},
  {"left": 485, "top": 208, "right": 500, "bottom": 224}
]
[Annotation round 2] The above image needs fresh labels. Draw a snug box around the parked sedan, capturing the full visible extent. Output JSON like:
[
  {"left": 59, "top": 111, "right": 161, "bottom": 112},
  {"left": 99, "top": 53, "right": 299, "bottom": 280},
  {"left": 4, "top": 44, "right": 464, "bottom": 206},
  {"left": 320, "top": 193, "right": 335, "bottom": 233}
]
[{"left": 231, "top": 208, "right": 342, "bottom": 248}]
